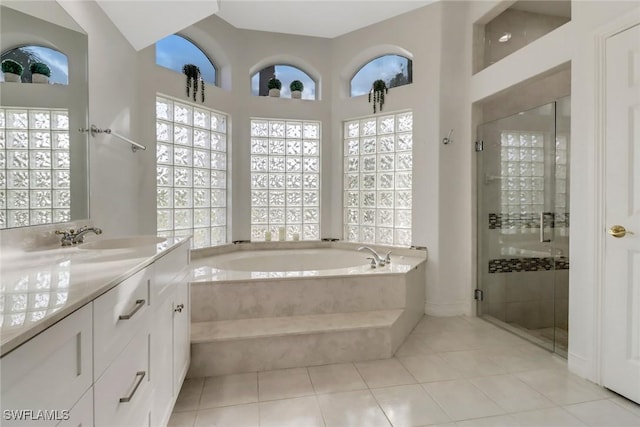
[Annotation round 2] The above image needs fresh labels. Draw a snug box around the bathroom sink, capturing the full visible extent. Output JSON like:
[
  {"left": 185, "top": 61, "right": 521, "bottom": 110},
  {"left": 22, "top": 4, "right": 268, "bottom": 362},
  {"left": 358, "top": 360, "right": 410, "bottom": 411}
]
[{"left": 78, "top": 236, "right": 167, "bottom": 250}]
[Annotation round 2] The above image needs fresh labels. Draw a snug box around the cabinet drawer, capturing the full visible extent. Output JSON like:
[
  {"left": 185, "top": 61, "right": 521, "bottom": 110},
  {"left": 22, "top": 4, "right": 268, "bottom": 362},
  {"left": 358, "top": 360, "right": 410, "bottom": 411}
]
[
  {"left": 153, "top": 243, "right": 189, "bottom": 302},
  {"left": 94, "top": 327, "right": 151, "bottom": 427},
  {"left": 94, "top": 266, "right": 152, "bottom": 378},
  {"left": 1, "top": 304, "right": 92, "bottom": 427}
]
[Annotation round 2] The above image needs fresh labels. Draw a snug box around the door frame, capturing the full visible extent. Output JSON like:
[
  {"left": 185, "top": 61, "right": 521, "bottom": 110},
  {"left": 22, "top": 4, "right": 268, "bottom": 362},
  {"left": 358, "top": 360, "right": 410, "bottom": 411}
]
[{"left": 593, "top": 13, "right": 640, "bottom": 386}]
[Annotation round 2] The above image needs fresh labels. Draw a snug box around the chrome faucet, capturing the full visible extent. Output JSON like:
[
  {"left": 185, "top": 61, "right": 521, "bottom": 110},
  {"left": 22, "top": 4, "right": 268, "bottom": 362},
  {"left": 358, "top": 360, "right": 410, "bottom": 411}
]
[
  {"left": 55, "top": 226, "right": 102, "bottom": 246},
  {"left": 358, "top": 246, "right": 392, "bottom": 268},
  {"left": 71, "top": 226, "right": 102, "bottom": 244}
]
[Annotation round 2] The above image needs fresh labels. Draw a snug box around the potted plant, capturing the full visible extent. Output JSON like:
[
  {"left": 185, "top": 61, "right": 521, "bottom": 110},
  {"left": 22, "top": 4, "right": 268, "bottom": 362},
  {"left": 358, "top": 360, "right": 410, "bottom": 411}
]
[
  {"left": 2, "top": 59, "right": 23, "bottom": 83},
  {"left": 368, "top": 79, "right": 388, "bottom": 113},
  {"left": 183, "top": 63, "right": 205, "bottom": 102},
  {"left": 268, "top": 76, "right": 282, "bottom": 97},
  {"left": 29, "top": 62, "right": 51, "bottom": 84},
  {"left": 290, "top": 80, "right": 304, "bottom": 99}
]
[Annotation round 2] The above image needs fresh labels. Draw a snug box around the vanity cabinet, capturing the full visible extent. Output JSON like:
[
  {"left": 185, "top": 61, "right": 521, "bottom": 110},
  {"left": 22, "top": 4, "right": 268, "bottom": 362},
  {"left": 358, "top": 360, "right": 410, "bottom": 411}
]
[{"left": 0, "top": 241, "right": 190, "bottom": 427}]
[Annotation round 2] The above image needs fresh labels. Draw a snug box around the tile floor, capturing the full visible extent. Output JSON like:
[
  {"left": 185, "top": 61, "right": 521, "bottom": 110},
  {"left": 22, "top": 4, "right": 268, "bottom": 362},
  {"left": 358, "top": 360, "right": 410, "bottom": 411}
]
[{"left": 169, "top": 315, "right": 640, "bottom": 427}]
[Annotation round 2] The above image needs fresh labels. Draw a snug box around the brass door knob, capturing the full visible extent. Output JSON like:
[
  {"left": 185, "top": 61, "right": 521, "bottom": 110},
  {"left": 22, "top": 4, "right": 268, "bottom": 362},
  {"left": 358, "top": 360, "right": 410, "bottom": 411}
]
[{"left": 608, "top": 225, "right": 634, "bottom": 238}]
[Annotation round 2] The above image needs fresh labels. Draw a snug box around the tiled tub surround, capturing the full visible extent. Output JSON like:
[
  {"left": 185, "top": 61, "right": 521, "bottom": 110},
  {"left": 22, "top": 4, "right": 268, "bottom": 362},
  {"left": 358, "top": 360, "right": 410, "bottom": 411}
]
[
  {"left": 0, "top": 223, "right": 191, "bottom": 356},
  {"left": 188, "top": 242, "right": 427, "bottom": 377}
]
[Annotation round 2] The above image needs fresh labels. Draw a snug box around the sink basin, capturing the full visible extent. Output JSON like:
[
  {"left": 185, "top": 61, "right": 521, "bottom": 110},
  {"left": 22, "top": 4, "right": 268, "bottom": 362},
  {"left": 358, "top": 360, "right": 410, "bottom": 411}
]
[{"left": 78, "top": 236, "right": 167, "bottom": 250}]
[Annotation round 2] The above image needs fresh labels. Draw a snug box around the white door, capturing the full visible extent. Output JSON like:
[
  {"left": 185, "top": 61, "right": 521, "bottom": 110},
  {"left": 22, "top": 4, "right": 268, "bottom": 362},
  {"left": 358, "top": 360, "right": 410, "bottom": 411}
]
[{"left": 603, "top": 23, "right": 640, "bottom": 404}]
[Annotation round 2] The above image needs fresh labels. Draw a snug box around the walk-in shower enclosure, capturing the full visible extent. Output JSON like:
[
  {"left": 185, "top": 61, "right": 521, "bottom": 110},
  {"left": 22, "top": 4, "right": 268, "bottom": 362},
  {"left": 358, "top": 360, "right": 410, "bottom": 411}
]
[{"left": 477, "top": 97, "right": 570, "bottom": 356}]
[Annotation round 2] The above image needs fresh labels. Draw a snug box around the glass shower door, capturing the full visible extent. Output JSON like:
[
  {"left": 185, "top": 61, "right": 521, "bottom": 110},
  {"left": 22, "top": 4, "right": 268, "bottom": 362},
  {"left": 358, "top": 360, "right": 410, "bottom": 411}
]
[{"left": 476, "top": 99, "right": 569, "bottom": 355}]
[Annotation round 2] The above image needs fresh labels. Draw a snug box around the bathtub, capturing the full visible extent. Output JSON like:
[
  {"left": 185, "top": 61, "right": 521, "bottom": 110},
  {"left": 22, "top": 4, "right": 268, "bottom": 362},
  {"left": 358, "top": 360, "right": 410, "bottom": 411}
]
[
  {"left": 190, "top": 246, "right": 425, "bottom": 281},
  {"left": 188, "top": 244, "right": 428, "bottom": 376}
]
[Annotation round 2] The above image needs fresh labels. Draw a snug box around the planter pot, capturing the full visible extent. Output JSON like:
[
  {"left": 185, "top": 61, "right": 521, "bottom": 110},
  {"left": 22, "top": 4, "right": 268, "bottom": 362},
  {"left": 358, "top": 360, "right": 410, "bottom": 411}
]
[
  {"left": 3, "top": 72, "right": 21, "bottom": 82},
  {"left": 268, "top": 88, "right": 280, "bottom": 97},
  {"left": 32, "top": 73, "right": 49, "bottom": 84},
  {"left": 291, "top": 90, "right": 302, "bottom": 99}
]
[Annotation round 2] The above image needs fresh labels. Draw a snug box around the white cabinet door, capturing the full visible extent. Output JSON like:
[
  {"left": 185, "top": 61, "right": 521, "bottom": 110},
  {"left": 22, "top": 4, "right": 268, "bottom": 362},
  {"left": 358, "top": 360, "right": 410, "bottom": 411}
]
[
  {"left": 150, "top": 296, "right": 174, "bottom": 427},
  {"left": 1, "top": 305, "right": 93, "bottom": 427},
  {"left": 173, "top": 279, "right": 190, "bottom": 394},
  {"left": 603, "top": 22, "right": 640, "bottom": 404}
]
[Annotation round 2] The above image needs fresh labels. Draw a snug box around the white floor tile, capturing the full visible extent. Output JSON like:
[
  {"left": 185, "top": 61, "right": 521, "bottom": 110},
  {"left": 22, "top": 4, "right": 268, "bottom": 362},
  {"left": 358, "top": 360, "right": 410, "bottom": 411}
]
[
  {"left": 194, "top": 403, "right": 259, "bottom": 427},
  {"left": 355, "top": 358, "right": 416, "bottom": 388},
  {"left": 470, "top": 374, "right": 555, "bottom": 413},
  {"left": 371, "top": 384, "right": 451, "bottom": 427},
  {"left": 258, "top": 367, "right": 314, "bottom": 401},
  {"left": 258, "top": 395, "right": 324, "bottom": 427},
  {"left": 515, "top": 368, "right": 612, "bottom": 406},
  {"left": 564, "top": 399, "right": 640, "bottom": 426},
  {"left": 438, "top": 350, "right": 508, "bottom": 378},
  {"left": 394, "top": 334, "right": 434, "bottom": 357},
  {"left": 200, "top": 372, "right": 258, "bottom": 409},
  {"left": 167, "top": 411, "right": 197, "bottom": 427},
  {"left": 511, "top": 407, "right": 588, "bottom": 427},
  {"left": 610, "top": 396, "right": 640, "bottom": 417},
  {"left": 421, "top": 379, "right": 506, "bottom": 421},
  {"left": 397, "top": 353, "right": 461, "bottom": 383},
  {"left": 456, "top": 414, "right": 522, "bottom": 427},
  {"left": 308, "top": 363, "right": 367, "bottom": 394},
  {"left": 317, "top": 389, "right": 391, "bottom": 427},
  {"left": 173, "top": 378, "right": 205, "bottom": 412}
]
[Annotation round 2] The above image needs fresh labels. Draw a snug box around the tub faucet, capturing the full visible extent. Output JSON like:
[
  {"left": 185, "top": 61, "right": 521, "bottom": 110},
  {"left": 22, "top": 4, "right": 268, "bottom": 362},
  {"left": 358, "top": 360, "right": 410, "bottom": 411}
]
[{"left": 358, "top": 246, "right": 390, "bottom": 267}]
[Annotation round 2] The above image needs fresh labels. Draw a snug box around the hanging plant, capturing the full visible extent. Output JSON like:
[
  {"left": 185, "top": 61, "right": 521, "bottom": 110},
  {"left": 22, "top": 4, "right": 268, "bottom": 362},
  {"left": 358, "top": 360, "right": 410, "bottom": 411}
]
[
  {"left": 183, "top": 63, "right": 205, "bottom": 102},
  {"left": 368, "top": 79, "right": 388, "bottom": 113}
]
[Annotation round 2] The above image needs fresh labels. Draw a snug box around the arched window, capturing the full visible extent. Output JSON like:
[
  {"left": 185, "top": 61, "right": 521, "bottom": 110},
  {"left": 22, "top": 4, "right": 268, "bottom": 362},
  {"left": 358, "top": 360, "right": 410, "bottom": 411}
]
[
  {"left": 251, "top": 65, "right": 316, "bottom": 100},
  {"left": 350, "top": 54, "right": 412, "bottom": 97},
  {"left": 155, "top": 34, "right": 217, "bottom": 86},
  {"left": 1, "top": 46, "right": 69, "bottom": 85}
]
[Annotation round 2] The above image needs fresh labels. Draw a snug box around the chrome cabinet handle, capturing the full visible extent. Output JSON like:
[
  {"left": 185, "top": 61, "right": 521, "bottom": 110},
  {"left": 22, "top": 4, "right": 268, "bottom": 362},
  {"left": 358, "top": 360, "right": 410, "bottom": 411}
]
[
  {"left": 119, "top": 371, "right": 146, "bottom": 403},
  {"left": 174, "top": 303, "right": 185, "bottom": 313},
  {"left": 118, "top": 299, "right": 145, "bottom": 320}
]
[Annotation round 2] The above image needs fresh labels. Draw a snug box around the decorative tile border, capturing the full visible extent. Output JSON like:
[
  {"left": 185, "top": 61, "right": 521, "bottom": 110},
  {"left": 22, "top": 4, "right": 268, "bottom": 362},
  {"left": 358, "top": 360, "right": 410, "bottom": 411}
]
[
  {"left": 489, "top": 256, "right": 569, "bottom": 273},
  {"left": 488, "top": 213, "right": 569, "bottom": 229}
]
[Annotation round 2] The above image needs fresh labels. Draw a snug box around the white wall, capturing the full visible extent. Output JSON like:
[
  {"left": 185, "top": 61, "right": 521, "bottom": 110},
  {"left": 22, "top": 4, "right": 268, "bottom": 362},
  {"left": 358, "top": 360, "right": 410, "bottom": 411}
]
[{"left": 58, "top": 0, "right": 142, "bottom": 237}]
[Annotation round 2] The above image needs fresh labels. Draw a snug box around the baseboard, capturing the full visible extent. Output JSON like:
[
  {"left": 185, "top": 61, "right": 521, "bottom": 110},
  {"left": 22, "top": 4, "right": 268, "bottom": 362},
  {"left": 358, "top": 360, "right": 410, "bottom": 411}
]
[
  {"left": 424, "top": 300, "right": 468, "bottom": 317},
  {"left": 568, "top": 351, "right": 599, "bottom": 384}
]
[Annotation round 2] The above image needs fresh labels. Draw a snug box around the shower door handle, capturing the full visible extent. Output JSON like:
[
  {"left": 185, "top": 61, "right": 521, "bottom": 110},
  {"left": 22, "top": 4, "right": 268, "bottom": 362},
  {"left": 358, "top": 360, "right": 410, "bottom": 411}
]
[{"left": 540, "top": 212, "right": 551, "bottom": 243}]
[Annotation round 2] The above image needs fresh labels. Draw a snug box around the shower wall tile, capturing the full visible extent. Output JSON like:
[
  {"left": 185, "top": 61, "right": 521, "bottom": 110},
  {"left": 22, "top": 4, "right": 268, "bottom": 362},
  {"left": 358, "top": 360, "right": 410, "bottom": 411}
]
[
  {"left": 488, "top": 257, "right": 569, "bottom": 273},
  {"left": 488, "top": 212, "right": 570, "bottom": 230}
]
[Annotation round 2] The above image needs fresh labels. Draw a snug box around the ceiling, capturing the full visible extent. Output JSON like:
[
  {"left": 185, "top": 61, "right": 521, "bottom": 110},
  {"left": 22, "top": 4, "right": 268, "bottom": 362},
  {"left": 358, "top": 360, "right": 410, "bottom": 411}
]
[{"left": 215, "top": 0, "right": 436, "bottom": 38}]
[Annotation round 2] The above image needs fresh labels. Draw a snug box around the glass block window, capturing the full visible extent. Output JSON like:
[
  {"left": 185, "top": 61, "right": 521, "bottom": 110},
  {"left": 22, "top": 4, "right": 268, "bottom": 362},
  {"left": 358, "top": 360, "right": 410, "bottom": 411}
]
[
  {"left": 156, "top": 96, "right": 227, "bottom": 248},
  {"left": 250, "top": 119, "right": 321, "bottom": 241},
  {"left": 343, "top": 111, "right": 413, "bottom": 246},
  {"left": 499, "top": 131, "right": 545, "bottom": 218},
  {"left": 0, "top": 107, "right": 71, "bottom": 229}
]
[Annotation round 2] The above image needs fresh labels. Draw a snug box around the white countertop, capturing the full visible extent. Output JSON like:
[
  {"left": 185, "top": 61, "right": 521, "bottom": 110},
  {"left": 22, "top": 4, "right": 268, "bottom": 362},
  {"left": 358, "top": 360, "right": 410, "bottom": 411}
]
[{"left": 0, "top": 236, "right": 190, "bottom": 357}]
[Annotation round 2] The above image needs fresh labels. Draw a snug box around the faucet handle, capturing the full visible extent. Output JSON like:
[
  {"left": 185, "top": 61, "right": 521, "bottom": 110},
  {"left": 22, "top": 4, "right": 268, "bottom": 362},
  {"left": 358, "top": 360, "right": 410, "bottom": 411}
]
[
  {"left": 366, "top": 257, "right": 377, "bottom": 268},
  {"left": 384, "top": 251, "right": 392, "bottom": 264}
]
